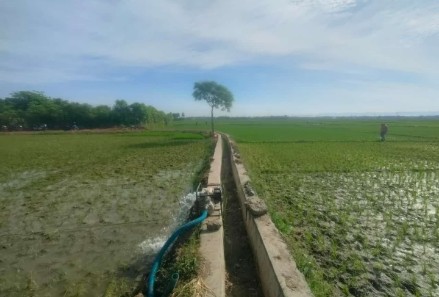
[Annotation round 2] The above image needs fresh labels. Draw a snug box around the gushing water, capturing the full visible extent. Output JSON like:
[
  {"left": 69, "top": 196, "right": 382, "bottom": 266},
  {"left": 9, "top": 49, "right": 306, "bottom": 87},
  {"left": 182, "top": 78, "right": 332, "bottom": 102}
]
[
  {"left": 174, "top": 191, "right": 197, "bottom": 225},
  {"left": 138, "top": 235, "right": 168, "bottom": 254},
  {"left": 138, "top": 192, "right": 197, "bottom": 254}
]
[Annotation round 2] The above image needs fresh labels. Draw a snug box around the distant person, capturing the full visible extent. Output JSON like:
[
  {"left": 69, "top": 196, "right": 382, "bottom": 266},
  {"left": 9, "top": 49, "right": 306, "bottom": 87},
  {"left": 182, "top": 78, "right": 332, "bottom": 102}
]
[{"left": 380, "top": 123, "right": 388, "bottom": 141}]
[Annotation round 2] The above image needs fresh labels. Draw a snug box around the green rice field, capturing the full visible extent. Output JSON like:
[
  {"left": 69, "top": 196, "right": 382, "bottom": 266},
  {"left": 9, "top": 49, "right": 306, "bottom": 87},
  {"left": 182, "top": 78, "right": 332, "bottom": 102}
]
[
  {"left": 178, "top": 118, "right": 439, "bottom": 296},
  {"left": 2, "top": 119, "right": 438, "bottom": 297},
  {"left": 0, "top": 130, "right": 211, "bottom": 297}
]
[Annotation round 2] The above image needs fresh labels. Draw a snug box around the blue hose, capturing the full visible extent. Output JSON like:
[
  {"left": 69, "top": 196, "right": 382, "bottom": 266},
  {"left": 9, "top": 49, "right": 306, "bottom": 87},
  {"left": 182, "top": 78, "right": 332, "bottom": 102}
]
[{"left": 147, "top": 210, "right": 208, "bottom": 297}]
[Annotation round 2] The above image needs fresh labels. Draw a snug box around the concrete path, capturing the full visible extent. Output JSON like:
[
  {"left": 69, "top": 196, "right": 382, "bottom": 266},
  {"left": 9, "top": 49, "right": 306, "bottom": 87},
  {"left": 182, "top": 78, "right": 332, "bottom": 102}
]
[
  {"left": 198, "top": 134, "right": 313, "bottom": 297},
  {"left": 200, "top": 134, "right": 225, "bottom": 296},
  {"left": 207, "top": 134, "right": 222, "bottom": 187}
]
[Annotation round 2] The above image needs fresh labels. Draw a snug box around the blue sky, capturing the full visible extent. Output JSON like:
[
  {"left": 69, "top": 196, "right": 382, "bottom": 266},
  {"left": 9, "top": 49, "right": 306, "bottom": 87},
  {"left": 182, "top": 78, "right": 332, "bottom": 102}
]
[{"left": 1, "top": 0, "right": 438, "bottom": 116}]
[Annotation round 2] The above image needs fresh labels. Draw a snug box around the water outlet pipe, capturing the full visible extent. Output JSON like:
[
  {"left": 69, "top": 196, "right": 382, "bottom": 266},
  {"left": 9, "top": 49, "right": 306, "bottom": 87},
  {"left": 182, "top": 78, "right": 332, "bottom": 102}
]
[
  {"left": 147, "top": 209, "right": 208, "bottom": 297},
  {"left": 162, "top": 272, "right": 179, "bottom": 297}
]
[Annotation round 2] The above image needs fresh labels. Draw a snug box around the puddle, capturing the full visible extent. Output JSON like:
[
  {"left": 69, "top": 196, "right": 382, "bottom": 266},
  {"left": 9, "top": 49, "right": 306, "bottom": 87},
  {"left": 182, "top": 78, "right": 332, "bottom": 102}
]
[{"left": 0, "top": 170, "right": 48, "bottom": 192}]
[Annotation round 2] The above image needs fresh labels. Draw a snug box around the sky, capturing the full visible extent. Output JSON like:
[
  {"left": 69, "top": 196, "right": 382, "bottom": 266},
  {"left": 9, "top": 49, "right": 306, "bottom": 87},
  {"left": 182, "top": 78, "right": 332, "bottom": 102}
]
[{"left": 0, "top": 0, "right": 438, "bottom": 116}]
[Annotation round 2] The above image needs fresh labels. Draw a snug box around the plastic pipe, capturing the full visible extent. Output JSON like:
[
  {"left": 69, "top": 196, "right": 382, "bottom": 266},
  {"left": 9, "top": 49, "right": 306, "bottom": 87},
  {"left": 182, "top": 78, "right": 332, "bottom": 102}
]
[
  {"left": 147, "top": 210, "right": 208, "bottom": 297},
  {"left": 163, "top": 273, "right": 179, "bottom": 297}
]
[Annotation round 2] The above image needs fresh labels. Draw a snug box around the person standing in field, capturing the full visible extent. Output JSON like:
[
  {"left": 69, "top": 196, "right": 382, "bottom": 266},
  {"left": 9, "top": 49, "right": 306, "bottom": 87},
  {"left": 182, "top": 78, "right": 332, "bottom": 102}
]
[{"left": 380, "top": 123, "right": 388, "bottom": 141}]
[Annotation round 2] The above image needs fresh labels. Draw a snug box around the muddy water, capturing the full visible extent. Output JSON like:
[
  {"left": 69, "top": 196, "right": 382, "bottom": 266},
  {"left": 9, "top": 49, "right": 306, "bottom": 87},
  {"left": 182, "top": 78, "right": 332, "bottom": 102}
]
[{"left": 0, "top": 168, "right": 198, "bottom": 297}]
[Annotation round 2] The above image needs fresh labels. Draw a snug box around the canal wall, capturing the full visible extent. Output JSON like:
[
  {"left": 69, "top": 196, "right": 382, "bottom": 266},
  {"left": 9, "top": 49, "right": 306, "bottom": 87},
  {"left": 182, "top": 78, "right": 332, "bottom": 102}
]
[{"left": 223, "top": 135, "right": 313, "bottom": 297}]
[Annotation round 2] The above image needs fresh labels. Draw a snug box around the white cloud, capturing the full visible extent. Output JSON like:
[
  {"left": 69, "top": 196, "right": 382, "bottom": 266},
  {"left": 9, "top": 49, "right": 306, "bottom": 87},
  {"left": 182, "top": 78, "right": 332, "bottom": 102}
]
[{"left": 0, "top": 0, "right": 438, "bottom": 83}]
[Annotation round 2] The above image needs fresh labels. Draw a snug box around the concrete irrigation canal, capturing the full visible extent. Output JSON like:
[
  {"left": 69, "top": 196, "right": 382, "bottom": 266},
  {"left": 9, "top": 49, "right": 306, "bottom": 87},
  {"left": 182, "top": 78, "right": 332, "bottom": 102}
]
[{"left": 145, "top": 134, "right": 313, "bottom": 297}]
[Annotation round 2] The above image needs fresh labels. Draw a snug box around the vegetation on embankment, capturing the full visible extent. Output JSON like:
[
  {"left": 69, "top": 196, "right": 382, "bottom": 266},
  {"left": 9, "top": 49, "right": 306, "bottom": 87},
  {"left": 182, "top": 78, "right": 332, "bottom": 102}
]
[
  {"left": 152, "top": 231, "right": 203, "bottom": 297},
  {"left": 148, "top": 136, "right": 216, "bottom": 297}
]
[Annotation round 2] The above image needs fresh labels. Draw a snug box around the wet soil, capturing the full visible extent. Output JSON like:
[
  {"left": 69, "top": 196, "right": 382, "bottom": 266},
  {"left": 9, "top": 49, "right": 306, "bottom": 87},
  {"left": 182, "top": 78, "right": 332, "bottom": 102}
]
[
  {"left": 0, "top": 133, "right": 209, "bottom": 297},
  {"left": 221, "top": 140, "right": 264, "bottom": 297}
]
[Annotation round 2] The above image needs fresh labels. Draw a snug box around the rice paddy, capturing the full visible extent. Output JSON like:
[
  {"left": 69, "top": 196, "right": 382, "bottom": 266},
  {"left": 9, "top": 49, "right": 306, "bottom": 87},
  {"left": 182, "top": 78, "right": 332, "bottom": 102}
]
[
  {"left": 176, "top": 117, "right": 439, "bottom": 296},
  {"left": 2, "top": 118, "right": 438, "bottom": 297},
  {"left": 0, "top": 130, "right": 211, "bottom": 296}
]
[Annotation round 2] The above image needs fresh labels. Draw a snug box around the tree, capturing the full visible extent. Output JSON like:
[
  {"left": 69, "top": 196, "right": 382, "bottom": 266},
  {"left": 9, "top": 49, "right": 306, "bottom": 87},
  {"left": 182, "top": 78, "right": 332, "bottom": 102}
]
[
  {"left": 129, "top": 103, "right": 148, "bottom": 125},
  {"left": 91, "top": 105, "right": 112, "bottom": 128},
  {"left": 112, "top": 99, "right": 130, "bottom": 126},
  {"left": 192, "top": 81, "right": 234, "bottom": 134},
  {"left": 0, "top": 91, "right": 171, "bottom": 130}
]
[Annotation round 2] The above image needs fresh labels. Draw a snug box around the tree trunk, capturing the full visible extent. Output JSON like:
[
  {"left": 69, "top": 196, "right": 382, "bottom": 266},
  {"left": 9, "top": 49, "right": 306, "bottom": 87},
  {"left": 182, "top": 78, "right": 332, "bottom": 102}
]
[{"left": 211, "top": 105, "right": 214, "bottom": 135}]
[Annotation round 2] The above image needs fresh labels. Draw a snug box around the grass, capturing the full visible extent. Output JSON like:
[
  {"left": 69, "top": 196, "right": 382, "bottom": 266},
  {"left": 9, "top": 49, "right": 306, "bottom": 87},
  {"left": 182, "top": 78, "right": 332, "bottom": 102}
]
[
  {"left": 176, "top": 117, "right": 439, "bottom": 297},
  {"left": 152, "top": 137, "right": 216, "bottom": 297},
  {"left": 154, "top": 230, "right": 203, "bottom": 297},
  {"left": 0, "top": 130, "right": 211, "bottom": 297}
]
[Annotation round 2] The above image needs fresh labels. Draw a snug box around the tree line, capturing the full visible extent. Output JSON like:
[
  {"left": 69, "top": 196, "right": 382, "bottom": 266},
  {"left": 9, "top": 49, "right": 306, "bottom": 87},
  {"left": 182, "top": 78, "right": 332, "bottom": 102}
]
[{"left": 0, "top": 91, "right": 174, "bottom": 130}]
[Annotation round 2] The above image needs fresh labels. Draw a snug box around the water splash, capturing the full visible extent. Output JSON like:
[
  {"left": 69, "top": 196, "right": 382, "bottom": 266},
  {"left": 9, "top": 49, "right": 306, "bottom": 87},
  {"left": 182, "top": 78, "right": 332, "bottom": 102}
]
[
  {"left": 174, "top": 192, "right": 197, "bottom": 226},
  {"left": 138, "top": 192, "right": 197, "bottom": 254},
  {"left": 138, "top": 235, "right": 167, "bottom": 254}
]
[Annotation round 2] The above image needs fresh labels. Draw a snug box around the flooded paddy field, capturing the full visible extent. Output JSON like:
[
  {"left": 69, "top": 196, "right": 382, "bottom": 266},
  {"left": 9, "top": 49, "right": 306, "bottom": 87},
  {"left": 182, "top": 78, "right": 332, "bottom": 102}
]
[
  {"left": 209, "top": 118, "right": 439, "bottom": 297},
  {"left": 0, "top": 130, "right": 211, "bottom": 296}
]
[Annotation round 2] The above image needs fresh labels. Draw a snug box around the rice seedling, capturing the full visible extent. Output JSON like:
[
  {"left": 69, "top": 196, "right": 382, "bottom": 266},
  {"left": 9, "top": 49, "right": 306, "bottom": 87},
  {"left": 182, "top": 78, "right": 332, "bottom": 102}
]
[
  {"left": 214, "top": 118, "right": 439, "bottom": 296},
  {"left": 0, "top": 130, "right": 210, "bottom": 296}
]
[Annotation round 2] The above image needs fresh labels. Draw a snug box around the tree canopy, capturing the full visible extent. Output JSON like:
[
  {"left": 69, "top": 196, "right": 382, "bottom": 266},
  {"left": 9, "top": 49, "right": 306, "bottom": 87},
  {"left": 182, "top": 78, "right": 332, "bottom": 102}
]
[
  {"left": 193, "top": 81, "right": 234, "bottom": 134},
  {"left": 0, "top": 91, "right": 172, "bottom": 130}
]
